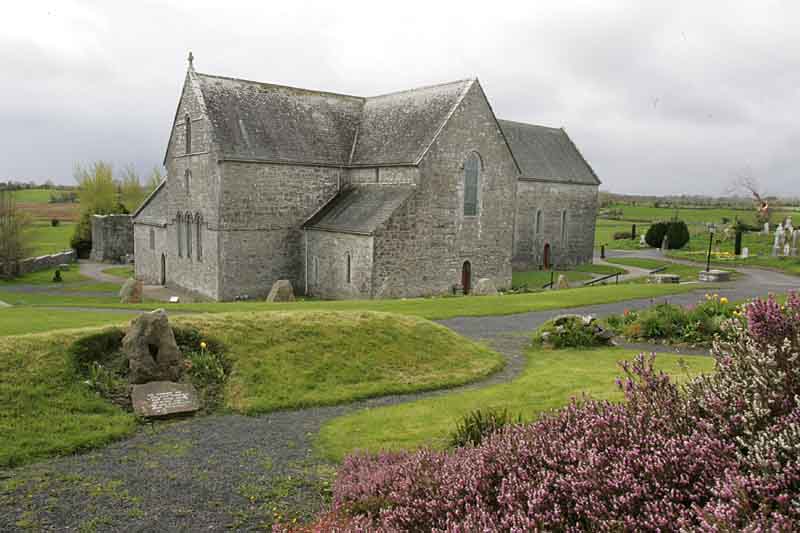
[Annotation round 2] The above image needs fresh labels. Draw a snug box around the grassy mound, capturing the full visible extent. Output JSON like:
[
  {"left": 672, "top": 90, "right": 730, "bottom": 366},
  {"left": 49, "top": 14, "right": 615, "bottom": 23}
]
[
  {"left": 316, "top": 347, "right": 715, "bottom": 461},
  {"left": 0, "top": 311, "right": 501, "bottom": 467}
]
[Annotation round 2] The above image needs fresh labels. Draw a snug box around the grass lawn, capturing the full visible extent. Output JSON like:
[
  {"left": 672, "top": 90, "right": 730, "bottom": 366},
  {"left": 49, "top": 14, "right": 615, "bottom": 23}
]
[
  {"left": 512, "top": 270, "right": 593, "bottom": 289},
  {"left": 0, "top": 308, "right": 138, "bottom": 337},
  {"left": 0, "top": 310, "right": 502, "bottom": 467},
  {"left": 0, "top": 266, "right": 88, "bottom": 285},
  {"left": 603, "top": 257, "right": 721, "bottom": 283},
  {"left": 11, "top": 189, "right": 57, "bottom": 203},
  {"left": 25, "top": 222, "right": 75, "bottom": 256},
  {"left": 0, "top": 291, "right": 121, "bottom": 307},
  {"left": 316, "top": 346, "right": 715, "bottom": 461},
  {"left": 102, "top": 266, "right": 135, "bottom": 278}
]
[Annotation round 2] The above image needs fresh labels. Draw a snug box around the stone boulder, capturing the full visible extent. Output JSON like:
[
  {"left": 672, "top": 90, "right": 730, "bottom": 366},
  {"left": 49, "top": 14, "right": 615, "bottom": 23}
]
[
  {"left": 556, "top": 274, "right": 570, "bottom": 289},
  {"left": 472, "top": 278, "right": 498, "bottom": 296},
  {"left": 119, "top": 278, "right": 143, "bottom": 303},
  {"left": 123, "top": 309, "right": 184, "bottom": 384},
  {"left": 266, "top": 280, "right": 295, "bottom": 302}
]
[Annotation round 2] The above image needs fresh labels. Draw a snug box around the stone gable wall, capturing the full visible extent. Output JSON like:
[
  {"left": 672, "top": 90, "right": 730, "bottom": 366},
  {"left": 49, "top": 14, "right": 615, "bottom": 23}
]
[
  {"left": 346, "top": 166, "right": 418, "bottom": 186},
  {"left": 160, "top": 71, "right": 222, "bottom": 299},
  {"left": 371, "top": 82, "right": 516, "bottom": 297},
  {"left": 513, "top": 181, "right": 598, "bottom": 270},
  {"left": 133, "top": 224, "right": 168, "bottom": 285},
  {"left": 90, "top": 214, "right": 133, "bottom": 263},
  {"left": 305, "top": 230, "right": 373, "bottom": 299},
  {"left": 216, "top": 161, "right": 342, "bottom": 300}
]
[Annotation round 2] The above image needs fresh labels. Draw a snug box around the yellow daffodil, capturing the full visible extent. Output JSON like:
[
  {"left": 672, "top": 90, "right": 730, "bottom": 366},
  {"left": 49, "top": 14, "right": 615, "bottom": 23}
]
[
  {"left": 200, "top": 341, "right": 207, "bottom": 349},
  {"left": 720, "top": 297, "right": 729, "bottom": 305}
]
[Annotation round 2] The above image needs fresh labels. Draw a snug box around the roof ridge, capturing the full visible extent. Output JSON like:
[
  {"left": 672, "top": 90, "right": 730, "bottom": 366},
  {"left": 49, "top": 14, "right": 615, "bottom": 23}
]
[
  {"left": 366, "top": 78, "right": 476, "bottom": 100},
  {"left": 195, "top": 71, "right": 366, "bottom": 101},
  {"left": 499, "top": 118, "right": 561, "bottom": 132}
]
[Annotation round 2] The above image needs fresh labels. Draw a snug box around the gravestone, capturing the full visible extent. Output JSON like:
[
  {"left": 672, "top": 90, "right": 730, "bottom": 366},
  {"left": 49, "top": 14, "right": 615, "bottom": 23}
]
[
  {"left": 698, "top": 269, "right": 732, "bottom": 282},
  {"left": 131, "top": 381, "right": 200, "bottom": 417},
  {"left": 556, "top": 274, "right": 570, "bottom": 289},
  {"left": 763, "top": 222, "right": 770, "bottom": 235},
  {"left": 472, "top": 278, "right": 498, "bottom": 296},
  {"left": 119, "top": 278, "right": 143, "bottom": 303},
  {"left": 792, "top": 230, "right": 798, "bottom": 257},
  {"left": 639, "top": 234, "right": 647, "bottom": 247},
  {"left": 123, "top": 309, "right": 184, "bottom": 384},
  {"left": 772, "top": 224, "right": 784, "bottom": 257},
  {"left": 266, "top": 279, "right": 295, "bottom": 302},
  {"left": 784, "top": 243, "right": 791, "bottom": 257},
  {"left": 661, "top": 234, "right": 669, "bottom": 253},
  {"left": 741, "top": 247, "right": 749, "bottom": 259}
]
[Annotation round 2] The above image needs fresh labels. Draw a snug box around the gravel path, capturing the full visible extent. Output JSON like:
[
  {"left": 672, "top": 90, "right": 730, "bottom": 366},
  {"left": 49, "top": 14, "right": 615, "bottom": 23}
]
[{"left": 1, "top": 261, "right": 797, "bottom": 531}]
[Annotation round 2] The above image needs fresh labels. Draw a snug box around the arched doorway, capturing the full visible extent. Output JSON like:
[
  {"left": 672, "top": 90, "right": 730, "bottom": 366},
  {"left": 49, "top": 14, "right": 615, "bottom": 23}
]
[
  {"left": 542, "top": 243, "right": 551, "bottom": 270},
  {"left": 160, "top": 254, "right": 166, "bottom": 286},
  {"left": 461, "top": 261, "right": 472, "bottom": 295}
]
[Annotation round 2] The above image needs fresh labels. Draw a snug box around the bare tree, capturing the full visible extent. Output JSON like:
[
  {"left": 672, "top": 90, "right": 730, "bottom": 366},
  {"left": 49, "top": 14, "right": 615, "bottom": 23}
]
[
  {"left": 728, "top": 169, "right": 771, "bottom": 224},
  {"left": 0, "top": 190, "right": 31, "bottom": 279}
]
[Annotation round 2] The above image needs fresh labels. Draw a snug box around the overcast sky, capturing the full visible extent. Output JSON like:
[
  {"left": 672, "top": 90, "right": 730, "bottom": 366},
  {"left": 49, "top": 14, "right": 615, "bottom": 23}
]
[{"left": 2, "top": 0, "right": 798, "bottom": 195}]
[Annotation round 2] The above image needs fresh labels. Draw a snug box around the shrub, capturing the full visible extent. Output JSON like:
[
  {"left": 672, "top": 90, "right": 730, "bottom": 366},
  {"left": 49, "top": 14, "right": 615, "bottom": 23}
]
[
  {"left": 644, "top": 220, "right": 690, "bottom": 249},
  {"left": 449, "top": 408, "right": 521, "bottom": 448},
  {"left": 70, "top": 212, "right": 93, "bottom": 258},
  {"left": 327, "top": 293, "right": 800, "bottom": 530},
  {"left": 532, "top": 315, "right": 613, "bottom": 348},
  {"left": 665, "top": 220, "right": 690, "bottom": 249},
  {"left": 613, "top": 231, "right": 631, "bottom": 240},
  {"left": 50, "top": 218, "right": 60, "bottom": 227}
]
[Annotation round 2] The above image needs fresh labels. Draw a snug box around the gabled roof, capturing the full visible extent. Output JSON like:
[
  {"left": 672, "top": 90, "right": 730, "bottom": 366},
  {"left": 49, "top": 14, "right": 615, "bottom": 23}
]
[
  {"left": 349, "top": 80, "right": 474, "bottom": 166},
  {"left": 132, "top": 178, "right": 167, "bottom": 219},
  {"left": 188, "top": 70, "right": 476, "bottom": 167},
  {"left": 303, "top": 185, "right": 415, "bottom": 235},
  {"left": 499, "top": 120, "right": 600, "bottom": 185}
]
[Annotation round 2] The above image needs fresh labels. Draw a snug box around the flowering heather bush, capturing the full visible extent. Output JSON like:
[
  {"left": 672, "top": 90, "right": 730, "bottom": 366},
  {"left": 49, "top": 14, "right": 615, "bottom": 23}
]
[{"left": 318, "top": 292, "right": 800, "bottom": 532}]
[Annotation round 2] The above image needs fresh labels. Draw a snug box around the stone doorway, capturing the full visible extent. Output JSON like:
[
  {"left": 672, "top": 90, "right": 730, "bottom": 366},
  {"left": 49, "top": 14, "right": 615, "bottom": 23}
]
[
  {"left": 461, "top": 261, "right": 472, "bottom": 295},
  {"left": 543, "top": 243, "right": 551, "bottom": 270},
  {"left": 160, "top": 254, "right": 166, "bottom": 286}
]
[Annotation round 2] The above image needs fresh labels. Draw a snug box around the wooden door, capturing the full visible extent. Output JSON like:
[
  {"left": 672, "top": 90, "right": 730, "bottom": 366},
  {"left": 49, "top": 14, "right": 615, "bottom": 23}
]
[
  {"left": 462, "top": 261, "right": 471, "bottom": 294},
  {"left": 543, "top": 243, "right": 551, "bottom": 270}
]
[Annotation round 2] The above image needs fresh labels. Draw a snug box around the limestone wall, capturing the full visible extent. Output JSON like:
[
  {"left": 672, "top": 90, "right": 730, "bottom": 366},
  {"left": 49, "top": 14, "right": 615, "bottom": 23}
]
[
  {"left": 305, "top": 230, "right": 373, "bottom": 299},
  {"left": 371, "top": 81, "right": 516, "bottom": 297},
  {"left": 346, "top": 166, "right": 418, "bottom": 186},
  {"left": 17, "top": 250, "right": 77, "bottom": 275},
  {"left": 513, "top": 181, "right": 598, "bottom": 269},
  {"left": 90, "top": 214, "right": 133, "bottom": 263}
]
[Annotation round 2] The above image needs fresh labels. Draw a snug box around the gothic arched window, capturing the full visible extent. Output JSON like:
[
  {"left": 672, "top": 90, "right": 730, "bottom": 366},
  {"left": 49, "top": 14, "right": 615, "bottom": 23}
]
[
  {"left": 185, "top": 169, "right": 191, "bottom": 194},
  {"left": 463, "top": 152, "right": 481, "bottom": 216},
  {"left": 346, "top": 252, "right": 351, "bottom": 284},
  {"left": 561, "top": 210, "right": 568, "bottom": 241},
  {"left": 185, "top": 114, "right": 191, "bottom": 154},
  {"left": 536, "top": 209, "right": 543, "bottom": 235},
  {"left": 185, "top": 212, "right": 193, "bottom": 259},
  {"left": 177, "top": 212, "right": 183, "bottom": 257},
  {"left": 195, "top": 213, "right": 202, "bottom": 261}
]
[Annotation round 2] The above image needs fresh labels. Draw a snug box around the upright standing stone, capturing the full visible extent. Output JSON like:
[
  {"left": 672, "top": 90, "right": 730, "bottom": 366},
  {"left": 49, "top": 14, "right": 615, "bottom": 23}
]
[
  {"left": 556, "top": 274, "right": 570, "bottom": 289},
  {"left": 120, "top": 278, "right": 143, "bottom": 303},
  {"left": 472, "top": 278, "right": 498, "bottom": 296},
  {"left": 123, "top": 309, "right": 184, "bottom": 384},
  {"left": 266, "top": 280, "right": 295, "bottom": 302}
]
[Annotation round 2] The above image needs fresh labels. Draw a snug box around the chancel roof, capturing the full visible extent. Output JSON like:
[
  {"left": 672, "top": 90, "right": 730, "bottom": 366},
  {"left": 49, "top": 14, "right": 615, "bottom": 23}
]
[
  {"left": 498, "top": 120, "right": 600, "bottom": 185},
  {"left": 303, "top": 185, "right": 415, "bottom": 235}
]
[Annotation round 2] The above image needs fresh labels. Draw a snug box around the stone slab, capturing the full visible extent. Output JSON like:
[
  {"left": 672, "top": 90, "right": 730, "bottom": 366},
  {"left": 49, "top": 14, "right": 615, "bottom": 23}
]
[
  {"left": 649, "top": 273, "right": 680, "bottom": 284},
  {"left": 131, "top": 381, "right": 200, "bottom": 418},
  {"left": 698, "top": 269, "right": 732, "bottom": 283}
]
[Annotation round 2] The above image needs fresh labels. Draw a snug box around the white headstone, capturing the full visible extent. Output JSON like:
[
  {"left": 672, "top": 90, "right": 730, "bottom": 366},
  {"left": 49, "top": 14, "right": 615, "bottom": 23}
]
[
  {"left": 786, "top": 217, "right": 794, "bottom": 233},
  {"left": 784, "top": 243, "right": 791, "bottom": 257},
  {"left": 741, "top": 247, "right": 749, "bottom": 259},
  {"left": 764, "top": 222, "right": 770, "bottom": 235},
  {"left": 639, "top": 234, "right": 646, "bottom": 246}
]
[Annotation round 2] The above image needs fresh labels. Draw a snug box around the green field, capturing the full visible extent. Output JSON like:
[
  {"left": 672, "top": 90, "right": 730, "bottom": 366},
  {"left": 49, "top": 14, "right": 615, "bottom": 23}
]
[
  {"left": 0, "top": 311, "right": 501, "bottom": 467},
  {"left": 10, "top": 189, "right": 58, "bottom": 203},
  {"left": 316, "top": 346, "right": 715, "bottom": 460},
  {"left": 25, "top": 221, "right": 75, "bottom": 256}
]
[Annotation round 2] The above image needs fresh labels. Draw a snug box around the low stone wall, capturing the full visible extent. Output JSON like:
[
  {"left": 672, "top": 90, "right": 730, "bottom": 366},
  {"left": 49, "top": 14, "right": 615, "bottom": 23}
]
[
  {"left": 17, "top": 250, "right": 77, "bottom": 275},
  {"left": 91, "top": 214, "right": 134, "bottom": 263}
]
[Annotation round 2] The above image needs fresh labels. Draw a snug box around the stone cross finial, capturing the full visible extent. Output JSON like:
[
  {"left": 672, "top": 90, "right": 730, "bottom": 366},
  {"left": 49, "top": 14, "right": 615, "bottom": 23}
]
[{"left": 187, "top": 51, "right": 194, "bottom": 69}]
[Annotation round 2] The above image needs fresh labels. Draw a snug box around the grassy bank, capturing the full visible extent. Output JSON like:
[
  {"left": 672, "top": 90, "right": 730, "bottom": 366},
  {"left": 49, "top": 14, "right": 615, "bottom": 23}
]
[
  {"left": 316, "top": 346, "right": 715, "bottom": 461},
  {"left": 0, "top": 310, "right": 501, "bottom": 467}
]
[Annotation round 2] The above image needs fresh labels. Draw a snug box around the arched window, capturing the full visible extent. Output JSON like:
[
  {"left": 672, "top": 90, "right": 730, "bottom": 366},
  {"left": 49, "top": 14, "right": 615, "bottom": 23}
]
[
  {"left": 149, "top": 228, "right": 155, "bottom": 250},
  {"left": 184, "top": 169, "right": 191, "bottom": 194},
  {"left": 463, "top": 152, "right": 481, "bottom": 216},
  {"left": 177, "top": 213, "right": 183, "bottom": 257},
  {"left": 346, "top": 252, "right": 351, "bottom": 284},
  {"left": 560, "top": 210, "right": 568, "bottom": 241},
  {"left": 185, "top": 212, "right": 193, "bottom": 260},
  {"left": 535, "top": 209, "right": 543, "bottom": 235},
  {"left": 313, "top": 257, "right": 320, "bottom": 284},
  {"left": 195, "top": 213, "right": 202, "bottom": 261},
  {"left": 185, "top": 114, "right": 191, "bottom": 154}
]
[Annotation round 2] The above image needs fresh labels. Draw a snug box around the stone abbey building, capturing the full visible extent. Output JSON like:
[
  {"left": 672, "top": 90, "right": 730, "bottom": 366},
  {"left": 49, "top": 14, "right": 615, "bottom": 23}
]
[{"left": 133, "top": 61, "right": 599, "bottom": 301}]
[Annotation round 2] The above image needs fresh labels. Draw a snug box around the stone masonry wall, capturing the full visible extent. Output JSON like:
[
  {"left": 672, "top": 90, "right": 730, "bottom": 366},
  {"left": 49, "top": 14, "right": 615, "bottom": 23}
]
[
  {"left": 346, "top": 166, "right": 418, "bottom": 186},
  {"left": 371, "top": 81, "right": 516, "bottom": 297},
  {"left": 162, "top": 70, "right": 221, "bottom": 299},
  {"left": 305, "top": 230, "right": 373, "bottom": 299},
  {"left": 90, "top": 214, "right": 133, "bottom": 263},
  {"left": 513, "top": 181, "right": 598, "bottom": 270},
  {"left": 17, "top": 250, "right": 77, "bottom": 275},
  {"left": 133, "top": 224, "right": 168, "bottom": 284},
  {"left": 217, "top": 161, "right": 342, "bottom": 300}
]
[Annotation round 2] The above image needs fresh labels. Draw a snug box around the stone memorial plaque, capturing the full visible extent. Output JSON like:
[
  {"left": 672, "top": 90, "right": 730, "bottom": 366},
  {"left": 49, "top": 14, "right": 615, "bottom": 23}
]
[{"left": 131, "top": 381, "right": 200, "bottom": 418}]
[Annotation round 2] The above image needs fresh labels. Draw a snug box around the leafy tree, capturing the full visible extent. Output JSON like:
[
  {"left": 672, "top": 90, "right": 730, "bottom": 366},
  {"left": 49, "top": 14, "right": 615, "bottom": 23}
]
[
  {"left": 0, "top": 190, "right": 31, "bottom": 278},
  {"left": 74, "top": 161, "right": 118, "bottom": 215},
  {"left": 145, "top": 166, "right": 164, "bottom": 195},
  {"left": 119, "top": 164, "right": 146, "bottom": 213}
]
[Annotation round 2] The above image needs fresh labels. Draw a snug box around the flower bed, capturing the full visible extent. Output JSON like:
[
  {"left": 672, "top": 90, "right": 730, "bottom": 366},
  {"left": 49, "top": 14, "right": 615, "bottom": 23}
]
[{"left": 292, "top": 292, "right": 800, "bottom": 531}]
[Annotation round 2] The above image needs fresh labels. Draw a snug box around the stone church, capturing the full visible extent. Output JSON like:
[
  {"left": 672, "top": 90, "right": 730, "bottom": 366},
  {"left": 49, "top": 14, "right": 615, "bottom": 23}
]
[{"left": 133, "top": 59, "right": 599, "bottom": 301}]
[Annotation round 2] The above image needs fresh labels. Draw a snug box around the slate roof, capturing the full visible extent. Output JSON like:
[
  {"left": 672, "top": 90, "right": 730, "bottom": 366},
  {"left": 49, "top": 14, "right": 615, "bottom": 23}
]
[
  {"left": 498, "top": 120, "right": 600, "bottom": 185},
  {"left": 132, "top": 179, "right": 167, "bottom": 224},
  {"left": 304, "top": 185, "right": 415, "bottom": 235},
  {"left": 193, "top": 71, "right": 474, "bottom": 167}
]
